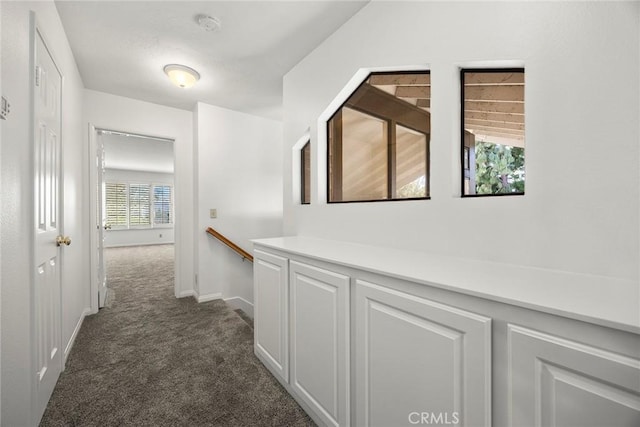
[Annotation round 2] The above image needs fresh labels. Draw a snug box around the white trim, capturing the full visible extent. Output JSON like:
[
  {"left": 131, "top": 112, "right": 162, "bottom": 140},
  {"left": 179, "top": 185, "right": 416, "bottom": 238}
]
[
  {"left": 196, "top": 292, "right": 222, "bottom": 303},
  {"left": 224, "top": 296, "right": 254, "bottom": 318},
  {"left": 63, "top": 308, "right": 90, "bottom": 366}
]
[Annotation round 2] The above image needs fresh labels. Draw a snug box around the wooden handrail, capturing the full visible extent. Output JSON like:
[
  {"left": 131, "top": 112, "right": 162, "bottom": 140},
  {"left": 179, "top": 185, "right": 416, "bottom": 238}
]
[{"left": 206, "top": 227, "right": 253, "bottom": 262}]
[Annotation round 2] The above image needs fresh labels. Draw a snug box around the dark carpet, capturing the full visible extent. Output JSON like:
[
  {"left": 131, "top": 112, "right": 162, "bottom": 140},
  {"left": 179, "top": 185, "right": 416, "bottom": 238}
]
[{"left": 40, "top": 244, "right": 312, "bottom": 427}]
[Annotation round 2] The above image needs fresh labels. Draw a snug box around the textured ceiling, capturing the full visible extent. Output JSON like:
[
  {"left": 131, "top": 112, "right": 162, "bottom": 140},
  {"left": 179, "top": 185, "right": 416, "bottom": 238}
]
[{"left": 55, "top": 1, "right": 369, "bottom": 120}]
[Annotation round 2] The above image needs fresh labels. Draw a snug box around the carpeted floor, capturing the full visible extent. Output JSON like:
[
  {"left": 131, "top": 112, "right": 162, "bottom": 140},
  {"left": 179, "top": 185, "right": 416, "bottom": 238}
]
[{"left": 40, "top": 244, "right": 313, "bottom": 426}]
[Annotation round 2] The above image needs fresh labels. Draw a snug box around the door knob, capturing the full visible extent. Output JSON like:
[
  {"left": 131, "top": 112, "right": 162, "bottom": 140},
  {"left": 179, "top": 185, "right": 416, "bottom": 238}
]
[{"left": 56, "top": 235, "right": 71, "bottom": 246}]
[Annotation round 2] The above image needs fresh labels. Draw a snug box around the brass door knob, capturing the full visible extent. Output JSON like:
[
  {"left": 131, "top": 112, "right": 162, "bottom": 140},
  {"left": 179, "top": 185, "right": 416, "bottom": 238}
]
[{"left": 56, "top": 235, "right": 71, "bottom": 246}]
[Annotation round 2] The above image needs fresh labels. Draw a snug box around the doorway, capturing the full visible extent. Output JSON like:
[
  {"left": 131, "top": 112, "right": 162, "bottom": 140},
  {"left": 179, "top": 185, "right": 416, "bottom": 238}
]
[{"left": 89, "top": 127, "right": 176, "bottom": 311}]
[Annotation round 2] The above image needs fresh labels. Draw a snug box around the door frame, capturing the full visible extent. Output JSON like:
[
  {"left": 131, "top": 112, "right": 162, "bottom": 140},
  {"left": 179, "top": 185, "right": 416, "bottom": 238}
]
[
  {"left": 87, "top": 125, "right": 178, "bottom": 313},
  {"left": 30, "top": 13, "right": 65, "bottom": 424}
]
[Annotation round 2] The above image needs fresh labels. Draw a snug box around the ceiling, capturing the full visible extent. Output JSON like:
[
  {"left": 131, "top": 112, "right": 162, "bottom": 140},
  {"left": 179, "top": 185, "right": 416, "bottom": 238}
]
[
  {"left": 103, "top": 133, "right": 174, "bottom": 174},
  {"left": 55, "top": 1, "right": 369, "bottom": 120}
]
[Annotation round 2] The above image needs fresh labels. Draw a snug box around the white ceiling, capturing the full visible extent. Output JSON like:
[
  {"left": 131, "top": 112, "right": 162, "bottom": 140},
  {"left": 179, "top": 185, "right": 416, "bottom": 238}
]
[
  {"left": 55, "top": 1, "right": 369, "bottom": 120},
  {"left": 103, "top": 133, "right": 174, "bottom": 174}
]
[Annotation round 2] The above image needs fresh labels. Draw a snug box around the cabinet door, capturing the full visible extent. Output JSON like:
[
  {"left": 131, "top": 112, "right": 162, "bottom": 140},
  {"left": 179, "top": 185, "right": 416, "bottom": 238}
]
[
  {"left": 508, "top": 324, "right": 640, "bottom": 427},
  {"left": 254, "top": 249, "right": 289, "bottom": 382},
  {"left": 290, "top": 261, "right": 350, "bottom": 427},
  {"left": 355, "top": 279, "right": 492, "bottom": 427}
]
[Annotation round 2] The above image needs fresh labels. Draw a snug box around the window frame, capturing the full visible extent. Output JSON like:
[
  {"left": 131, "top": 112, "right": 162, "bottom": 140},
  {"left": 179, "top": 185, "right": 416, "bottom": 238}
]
[
  {"left": 104, "top": 181, "right": 174, "bottom": 230},
  {"left": 301, "top": 141, "right": 311, "bottom": 205},
  {"left": 326, "top": 70, "right": 431, "bottom": 204},
  {"left": 460, "top": 67, "right": 525, "bottom": 198}
]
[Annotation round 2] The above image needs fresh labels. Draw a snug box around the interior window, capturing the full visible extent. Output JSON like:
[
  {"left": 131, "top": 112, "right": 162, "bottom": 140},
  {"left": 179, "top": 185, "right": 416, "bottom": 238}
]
[
  {"left": 328, "top": 71, "right": 430, "bottom": 203},
  {"left": 461, "top": 69, "right": 525, "bottom": 196}
]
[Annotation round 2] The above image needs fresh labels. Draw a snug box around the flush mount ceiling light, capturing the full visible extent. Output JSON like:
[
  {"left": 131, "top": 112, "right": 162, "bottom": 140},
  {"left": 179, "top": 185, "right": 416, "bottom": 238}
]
[
  {"left": 163, "top": 64, "right": 200, "bottom": 88},
  {"left": 196, "top": 14, "right": 221, "bottom": 32}
]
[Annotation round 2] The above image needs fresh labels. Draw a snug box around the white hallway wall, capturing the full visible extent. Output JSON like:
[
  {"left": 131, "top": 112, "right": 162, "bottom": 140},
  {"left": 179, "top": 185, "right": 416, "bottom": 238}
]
[
  {"left": 195, "top": 102, "right": 283, "bottom": 313},
  {"left": 1, "top": 2, "right": 88, "bottom": 425},
  {"left": 84, "top": 89, "right": 195, "bottom": 298},
  {"left": 283, "top": 1, "right": 640, "bottom": 281},
  {"left": 104, "top": 169, "right": 175, "bottom": 247}
]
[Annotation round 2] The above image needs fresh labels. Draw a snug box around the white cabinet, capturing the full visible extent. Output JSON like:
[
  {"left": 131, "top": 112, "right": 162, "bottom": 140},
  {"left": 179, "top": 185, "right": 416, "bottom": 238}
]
[
  {"left": 254, "top": 249, "right": 289, "bottom": 382},
  {"left": 508, "top": 324, "right": 640, "bottom": 427},
  {"left": 252, "top": 238, "right": 640, "bottom": 427},
  {"left": 354, "top": 279, "right": 492, "bottom": 427},
  {"left": 290, "top": 261, "right": 350, "bottom": 427}
]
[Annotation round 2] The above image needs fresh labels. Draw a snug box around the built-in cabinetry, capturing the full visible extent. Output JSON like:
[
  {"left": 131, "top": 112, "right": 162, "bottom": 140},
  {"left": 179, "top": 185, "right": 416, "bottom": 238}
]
[{"left": 253, "top": 237, "right": 640, "bottom": 427}]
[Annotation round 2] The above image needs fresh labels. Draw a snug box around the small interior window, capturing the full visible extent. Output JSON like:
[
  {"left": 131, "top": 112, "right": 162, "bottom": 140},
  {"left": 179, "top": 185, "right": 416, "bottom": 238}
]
[
  {"left": 461, "top": 69, "right": 525, "bottom": 196},
  {"left": 301, "top": 141, "right": 310, "bottom": 204}
]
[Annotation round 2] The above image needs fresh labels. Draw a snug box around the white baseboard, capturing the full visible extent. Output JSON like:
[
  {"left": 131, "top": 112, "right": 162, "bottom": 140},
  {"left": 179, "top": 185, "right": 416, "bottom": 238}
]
[
  {"left": 224, "top": 296, "right": 254, "bottom": 318},
  {"left": 64, "top": 308, "right": 90, "bottom": 366},
  {"left": 196, "top": 292, "right": 222, "bottom": 303}
]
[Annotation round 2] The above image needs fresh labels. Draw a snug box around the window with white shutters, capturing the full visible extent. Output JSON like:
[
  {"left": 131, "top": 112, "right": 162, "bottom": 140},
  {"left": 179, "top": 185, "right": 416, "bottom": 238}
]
[
  {"left": 128, "top": 184, "right": 151, "bottom": 226},
  {"left": 105, "top": 183, "right": 128, "bottom": 227},
  {"left": 105, "top": 182, "right": 173, "bottom": 229},
  {"left": 153, "top": 185, "right": 172, "bottom": 225}
]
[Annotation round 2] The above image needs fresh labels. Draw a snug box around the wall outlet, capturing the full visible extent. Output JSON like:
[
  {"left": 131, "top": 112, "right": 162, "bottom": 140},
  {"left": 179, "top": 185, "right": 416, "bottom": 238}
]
[{"left": 209, "top": 208, "right": 217, "bottom": 218}]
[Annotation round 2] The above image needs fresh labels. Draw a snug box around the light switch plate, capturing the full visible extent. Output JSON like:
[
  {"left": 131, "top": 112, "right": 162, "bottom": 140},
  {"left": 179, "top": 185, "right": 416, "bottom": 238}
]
[{"left": 209, "top": 209, "right": 217, "bottom": 218}]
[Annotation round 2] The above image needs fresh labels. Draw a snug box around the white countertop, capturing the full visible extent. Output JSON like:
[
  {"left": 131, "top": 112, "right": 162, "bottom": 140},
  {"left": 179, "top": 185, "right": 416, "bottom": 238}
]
[{"left": 252, "top": 236, "right": 640, "bottom": 335}]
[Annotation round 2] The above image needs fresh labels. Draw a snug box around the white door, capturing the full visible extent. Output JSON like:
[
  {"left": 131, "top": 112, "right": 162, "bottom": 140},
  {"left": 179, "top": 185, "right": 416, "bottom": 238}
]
[
  {"left": 254, "top": 249, "right": 289, "bottom": 382},
  {"left": 96, "top": 131, "right": 108, "bottom": 307},
  {"left": 508, "top": 324, "right": 640, "bottom": 426},
  {"left": 354, "top": 279, "right": 492, "bottom": 427},
  {"left": 290, "top": 261, "right": 350, "bottom": 427},
  {"left": 33, "top": 28, "right": 64, "bottom": 421}
]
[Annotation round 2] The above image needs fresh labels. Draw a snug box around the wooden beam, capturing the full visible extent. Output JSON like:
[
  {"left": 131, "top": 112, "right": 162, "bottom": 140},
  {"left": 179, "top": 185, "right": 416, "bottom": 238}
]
[
  {"left": 464, "top": 85, "right": 524, "bottom": 102},
  {"left": 465, "top": 119, "right": 524, "bottom": 131},
  {"left": 472, "top": 132, "right": 525, "bottom": 148},
  {"left": 465, "top": 111, "right": 523, "bottom": 123},
  {"left": 369, "top": 73, "right": 430, "bottom": 86},
  {"left": 464, "top": 100, "right": 524, "bottom": 114},
  {"left": 464, "top": 72, "right": 524, "bottom": 85},
  {"left": 395, "top": 86, "right": 431, "bottom": 99},
  {"left": 347, "top": 84, "right": 430, "bottom": 134},
  {"left": 466, "top": 125, "right": 524, "bottom": 137},
  {"left": 416, "top": 99, "right": 430, "bottom": 108}
]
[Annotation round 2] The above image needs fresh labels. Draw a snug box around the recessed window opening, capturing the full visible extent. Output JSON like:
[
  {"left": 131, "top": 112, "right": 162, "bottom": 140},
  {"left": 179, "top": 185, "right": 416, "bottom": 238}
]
[
  {"left": 328, "top": 71, "right": 431, "bottom": 203},
  {"left": 301, "top": 141, "right": 311, "bottom": 204},
  {"left": 461, "top": 68, "right": 525, "bottom": 196}
]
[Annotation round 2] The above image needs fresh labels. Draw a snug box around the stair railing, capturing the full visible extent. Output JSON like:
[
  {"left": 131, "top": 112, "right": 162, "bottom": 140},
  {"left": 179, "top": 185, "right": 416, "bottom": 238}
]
[{"left": 205, "top": 227, "right": 254, "bottom": 262}]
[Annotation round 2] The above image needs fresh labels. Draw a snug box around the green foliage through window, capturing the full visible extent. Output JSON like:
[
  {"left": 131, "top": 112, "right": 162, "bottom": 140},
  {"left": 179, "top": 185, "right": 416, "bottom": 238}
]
[{"left": 475, "top": 142, "right": 524, "bottom": 194}]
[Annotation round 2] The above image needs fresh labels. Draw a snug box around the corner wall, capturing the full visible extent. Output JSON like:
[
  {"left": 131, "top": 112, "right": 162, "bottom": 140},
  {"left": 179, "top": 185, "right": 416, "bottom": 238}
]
[
  {"left": 1, "top": 2, "right": 88, "bottom": 425},
  {"left": 283, "top": 1, "right": 640, "bottom": 281},
  {"left": 83, "top": 90, "right": 194, "bottom": 298},
  {"left": 194, "top": 102, "right": 283, "bottom": 312}
]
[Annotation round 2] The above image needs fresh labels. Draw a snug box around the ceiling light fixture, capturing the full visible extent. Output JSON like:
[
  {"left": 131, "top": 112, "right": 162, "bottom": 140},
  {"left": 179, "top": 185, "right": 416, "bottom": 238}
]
[
  {"left": 163, "top": 64, "right": 200, "bottom": 89},
  {"left": 196, "top": 14, "right": 221, "bottom": 32}
]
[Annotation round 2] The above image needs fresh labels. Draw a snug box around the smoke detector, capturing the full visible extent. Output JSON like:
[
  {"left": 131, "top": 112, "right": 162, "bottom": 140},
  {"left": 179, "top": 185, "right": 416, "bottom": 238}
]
[{"left": 196, "top": 15, "right": 221, "bottom": 32}]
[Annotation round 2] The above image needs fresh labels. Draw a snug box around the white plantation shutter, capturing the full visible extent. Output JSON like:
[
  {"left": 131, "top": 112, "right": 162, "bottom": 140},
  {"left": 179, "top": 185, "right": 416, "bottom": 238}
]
[
  {"left": 105, "top": 183, "right": 128, "bottom": 227},
  {"left": 153, "top": 185, "right": 172, "bottom": 225},
  {"left": 128, "top": 184, "right": 151, "bottom": 226}
]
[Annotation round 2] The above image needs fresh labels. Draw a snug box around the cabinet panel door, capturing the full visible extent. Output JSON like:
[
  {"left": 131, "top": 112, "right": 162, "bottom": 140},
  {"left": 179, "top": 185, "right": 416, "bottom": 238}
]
[
  {"left": 290, "top": 261, "right": 350, "bottom": 427},
  {"left": 254, "top": 249, "right": 289, "bottom": 381},
  {"left": 355, "top": 279, "right": 492, "bottom": 427},
  {"left": 508, "top": 324, "right": 640, "bottom": 427}
]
